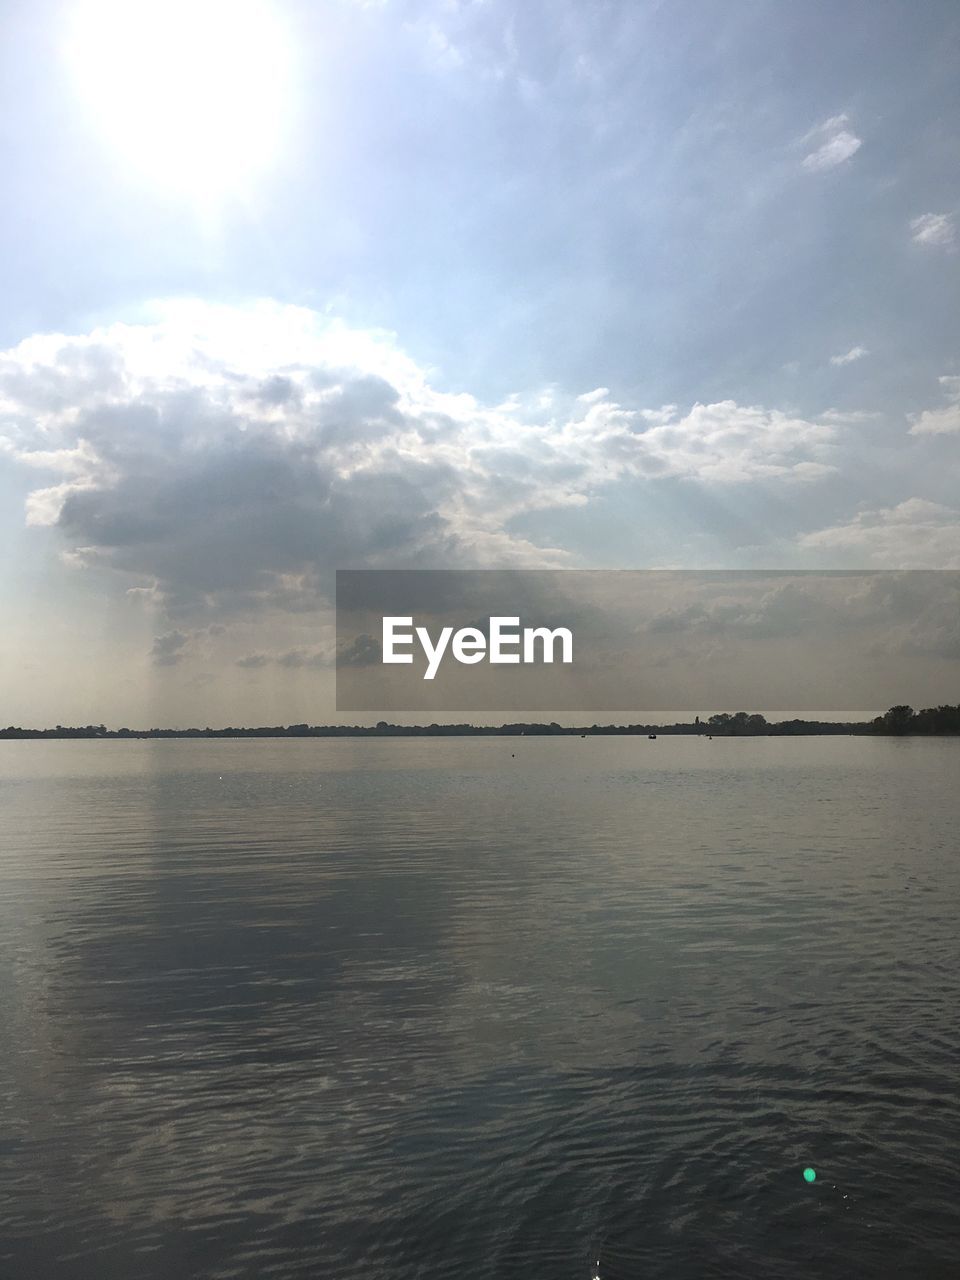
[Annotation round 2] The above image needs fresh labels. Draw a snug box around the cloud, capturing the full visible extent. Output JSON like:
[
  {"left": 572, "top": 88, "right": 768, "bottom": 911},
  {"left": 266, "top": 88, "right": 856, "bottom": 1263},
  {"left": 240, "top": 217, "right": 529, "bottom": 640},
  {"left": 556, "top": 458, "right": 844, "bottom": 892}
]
[
  {"left": 336, "top": 633, "right": 382, "bottom": 668},
  {"left": 236, "top": 653, "right": 269, "bottom": 669},
  {"left": 235, "top": 646, "right": 334, "bottom": 669},
  {"left": 641, "top": 573, "right": 960, "bottom": 667},
  {"left": 276, "top": 647, "right": 333, "bottom": 668},
  {"left": 576, "top": 398, "right": 840, "bottom": 485},
  {"left": 151, "top": 630, "right": 189, "bottom": 666},
  {"left": 801, "top": 115, "right": 862, "bottom": 173},
  {"left": 842, "top": 573, "right": 960, "bottom": 660},
  {"left": 818, "top": 408, "right": 880, "bottom": 424},
  {"left": 2, "top": 302, "right": 856, "bottom": 620},
  {"left": 830, "top": 345, "right": 868, "bottom": 366},
  {"left": 646, "top": 581, "right": 827, "bottom": 641},
  {"left": 406, "top": 18, "right": 465, "bottom": 71},
  {"left": 799, "top": 499, "right": 960, "bottom": 568},
  {"left": 910, "top": 212, "right": 955, "bottom": 249},
  {"left": 909, "top": 376, "right": 960, "bottom": 436}
]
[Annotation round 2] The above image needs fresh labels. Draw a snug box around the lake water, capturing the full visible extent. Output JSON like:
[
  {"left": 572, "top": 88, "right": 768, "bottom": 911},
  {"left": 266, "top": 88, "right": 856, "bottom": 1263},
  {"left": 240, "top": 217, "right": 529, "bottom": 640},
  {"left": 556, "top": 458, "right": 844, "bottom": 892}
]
[{"left": 1, "top": 736, "right": 958, "bottom": 1279}]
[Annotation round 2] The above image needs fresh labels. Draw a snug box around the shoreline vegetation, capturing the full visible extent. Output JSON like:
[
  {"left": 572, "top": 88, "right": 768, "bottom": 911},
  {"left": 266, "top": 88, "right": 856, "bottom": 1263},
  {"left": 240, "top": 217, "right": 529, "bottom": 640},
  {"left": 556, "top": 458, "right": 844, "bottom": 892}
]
[{"left": 1, "top": 705, "right": 958, "bottom": 739}]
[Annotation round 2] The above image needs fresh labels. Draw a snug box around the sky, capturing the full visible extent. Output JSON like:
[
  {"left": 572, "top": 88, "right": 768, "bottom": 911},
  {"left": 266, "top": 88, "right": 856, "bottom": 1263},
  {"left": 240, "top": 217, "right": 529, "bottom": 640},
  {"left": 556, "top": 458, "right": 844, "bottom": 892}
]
[
  {"left": 335, "top": 571, "right": 960, "bottom": 721},
  {"left": 0, "top": 0, "right": 958, "bottom": 726}
]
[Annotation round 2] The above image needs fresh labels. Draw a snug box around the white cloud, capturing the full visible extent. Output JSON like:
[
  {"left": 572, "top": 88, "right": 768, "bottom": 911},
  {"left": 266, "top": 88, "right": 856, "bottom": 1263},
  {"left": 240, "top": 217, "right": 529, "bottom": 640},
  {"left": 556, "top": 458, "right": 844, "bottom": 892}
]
[
  {"left": 801, "top": 114, "right": 862, "bottom": 172},
  {"left": 577, "top": 387, "right": 609, "bottom": 404},
  {"left": 830, "top": 345, "right": 868, "bottom": 366},
  {"left": 909, "top": 376, "right": 960, "bottom": 436},
  {"left": 558, "top": 396, "right": 840, "bottom": 485},
  {"left": 1, "top": 302, "right": 854, "bottom": 616},
  {"left": 406, "top": 18, "right": 465, "bottom": 71},
  {"left": 818, "top": 408, "right": 880, "bottom": 424},
  {"left": 799, "top": 499, "right": 960, "bottom": 568},
  {"left": 910, "top": 212, "right": 956, "bottom": 249}
]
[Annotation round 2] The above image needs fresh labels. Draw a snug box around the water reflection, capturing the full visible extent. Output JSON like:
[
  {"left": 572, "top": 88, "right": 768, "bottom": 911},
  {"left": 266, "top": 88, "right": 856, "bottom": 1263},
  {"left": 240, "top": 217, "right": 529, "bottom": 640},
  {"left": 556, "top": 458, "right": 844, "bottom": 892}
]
[{"left": 1, "top": 737, "right": 958, "bottom": 1277}]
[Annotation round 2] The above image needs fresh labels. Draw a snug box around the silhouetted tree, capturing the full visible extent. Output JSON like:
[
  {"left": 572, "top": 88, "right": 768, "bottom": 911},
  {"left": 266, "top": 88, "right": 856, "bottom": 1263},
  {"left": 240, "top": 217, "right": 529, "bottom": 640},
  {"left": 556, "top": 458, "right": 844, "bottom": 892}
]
[{"left": 881, "top": 705, "right": 915, "bottom": 735}]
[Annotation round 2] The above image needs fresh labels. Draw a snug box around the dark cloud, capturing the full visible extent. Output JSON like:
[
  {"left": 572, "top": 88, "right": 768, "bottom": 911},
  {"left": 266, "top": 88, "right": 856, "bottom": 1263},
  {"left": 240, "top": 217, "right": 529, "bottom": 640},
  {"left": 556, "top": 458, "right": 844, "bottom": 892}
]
[
  {"left": 236, "top": 653, "right": 269, "bottom": 669},
  {"left": 276, "top": 648, "right": 331, "bottom": 668},
  {"left": 336, "top": 633, "right": 382, "bottom": 668},
  {"left": 47, "top": 387, "right": 470, "bottom": 615},
  {"left": 252, "top": 375, "right": 302, "bottom": 407},
  {"left": 5, "top": 306, "right": 929, "bottom": 636},
  {"left": 234, "top": 648, "right": 333, "bottom": 670},
  {"left": 151, "top": 630, "right": 189, "bottom": 666}
]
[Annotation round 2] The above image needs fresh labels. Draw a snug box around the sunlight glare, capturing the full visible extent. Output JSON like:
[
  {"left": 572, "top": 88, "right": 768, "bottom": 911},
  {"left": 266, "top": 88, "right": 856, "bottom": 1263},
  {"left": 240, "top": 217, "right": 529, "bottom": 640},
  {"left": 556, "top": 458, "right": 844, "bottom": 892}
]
[{"left": 66, "top": 0, "right": 292, "bottom": 202}]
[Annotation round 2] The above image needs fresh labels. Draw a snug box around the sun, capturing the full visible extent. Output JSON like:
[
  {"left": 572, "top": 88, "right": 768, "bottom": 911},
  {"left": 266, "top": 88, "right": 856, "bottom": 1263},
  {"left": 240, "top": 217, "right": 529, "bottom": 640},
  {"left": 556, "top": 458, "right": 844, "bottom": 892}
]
[{"left": 65, "top": 0, "right": 292, "bottom": 204}]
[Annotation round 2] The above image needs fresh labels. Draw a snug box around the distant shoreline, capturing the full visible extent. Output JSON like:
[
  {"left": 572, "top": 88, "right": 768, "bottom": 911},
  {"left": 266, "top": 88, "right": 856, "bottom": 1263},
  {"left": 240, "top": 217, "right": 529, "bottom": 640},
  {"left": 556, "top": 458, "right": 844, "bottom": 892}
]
[{"left": 2, "top": 705, "right": 958, "bottom": 739}]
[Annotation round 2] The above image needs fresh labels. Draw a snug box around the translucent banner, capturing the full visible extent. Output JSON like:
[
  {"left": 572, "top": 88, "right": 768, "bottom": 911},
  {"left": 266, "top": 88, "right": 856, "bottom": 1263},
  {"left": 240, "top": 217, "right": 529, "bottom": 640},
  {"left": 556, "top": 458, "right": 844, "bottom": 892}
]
[{"left": 335, "top": 569, "right": 959, "bottom": 717}]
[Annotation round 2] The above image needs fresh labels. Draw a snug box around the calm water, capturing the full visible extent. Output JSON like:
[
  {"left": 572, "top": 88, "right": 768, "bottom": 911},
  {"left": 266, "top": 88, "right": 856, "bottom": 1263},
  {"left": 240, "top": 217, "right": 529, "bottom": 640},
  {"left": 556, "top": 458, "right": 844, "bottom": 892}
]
[{"left": 1, "top": 737, "right": 959, "bottom": 1279}]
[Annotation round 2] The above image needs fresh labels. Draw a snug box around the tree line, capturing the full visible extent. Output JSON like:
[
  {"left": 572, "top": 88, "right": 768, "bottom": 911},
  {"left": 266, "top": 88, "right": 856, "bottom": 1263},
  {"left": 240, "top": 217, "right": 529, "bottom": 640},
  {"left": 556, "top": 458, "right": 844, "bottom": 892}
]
[{"left": 1, "top": 705, "right": 958, "bottom": 738}]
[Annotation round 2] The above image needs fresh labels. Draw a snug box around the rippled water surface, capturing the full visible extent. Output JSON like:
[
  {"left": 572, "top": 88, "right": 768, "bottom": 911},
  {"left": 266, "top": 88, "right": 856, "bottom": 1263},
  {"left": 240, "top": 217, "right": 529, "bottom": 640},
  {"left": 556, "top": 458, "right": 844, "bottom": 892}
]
[{"left": 1, "top": 736, "right": 959, "bottom": 1278}]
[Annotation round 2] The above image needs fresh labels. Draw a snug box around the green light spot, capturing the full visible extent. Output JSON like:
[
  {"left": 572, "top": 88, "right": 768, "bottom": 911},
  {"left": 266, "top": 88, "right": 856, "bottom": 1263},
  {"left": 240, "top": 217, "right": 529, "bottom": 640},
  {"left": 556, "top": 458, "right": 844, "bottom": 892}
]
[{"left": 803, "top": 1167, "right": 816, "bottom": 1183}]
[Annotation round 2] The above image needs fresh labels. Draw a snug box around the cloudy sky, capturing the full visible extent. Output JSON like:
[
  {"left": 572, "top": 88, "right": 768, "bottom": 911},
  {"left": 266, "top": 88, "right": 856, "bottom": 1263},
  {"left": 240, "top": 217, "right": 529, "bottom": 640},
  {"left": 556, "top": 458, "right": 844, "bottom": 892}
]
[{"left": 1, "top": 0, "right": 958, "bottom": 725}]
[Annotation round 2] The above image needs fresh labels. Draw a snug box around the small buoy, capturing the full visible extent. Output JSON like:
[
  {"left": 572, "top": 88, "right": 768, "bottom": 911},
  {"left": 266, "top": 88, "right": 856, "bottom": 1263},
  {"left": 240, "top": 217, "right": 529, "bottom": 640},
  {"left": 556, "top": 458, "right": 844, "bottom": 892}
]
[{"left": 803, "top": 1166, "right": 816, "bottom": 1183}]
